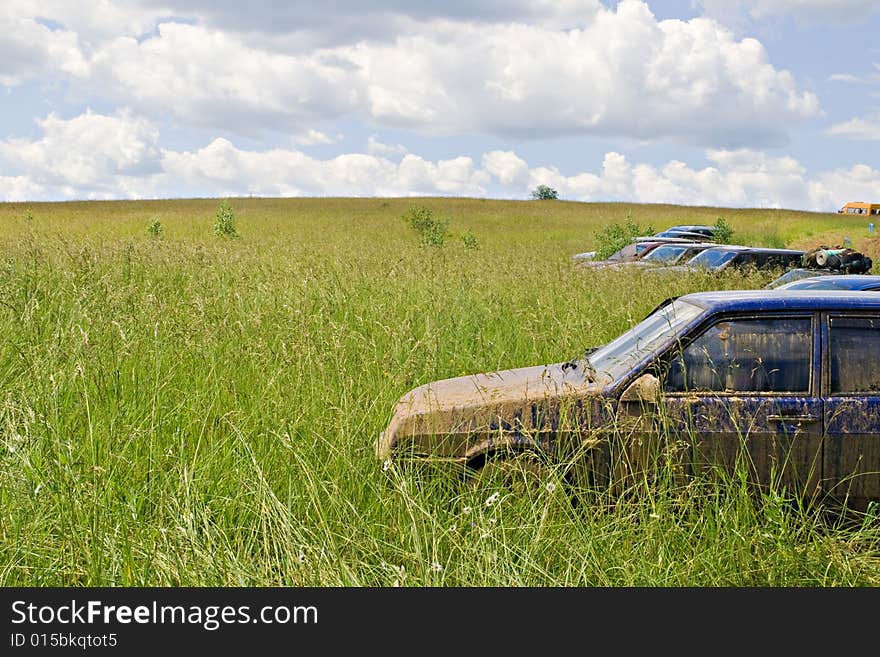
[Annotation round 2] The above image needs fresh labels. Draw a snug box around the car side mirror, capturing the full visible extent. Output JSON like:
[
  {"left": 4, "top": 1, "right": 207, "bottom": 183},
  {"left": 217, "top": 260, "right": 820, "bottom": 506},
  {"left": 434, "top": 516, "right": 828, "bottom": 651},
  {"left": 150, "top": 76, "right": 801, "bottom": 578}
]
[{"left": 619, "top": 373, "right": 661, "bottom": 404}]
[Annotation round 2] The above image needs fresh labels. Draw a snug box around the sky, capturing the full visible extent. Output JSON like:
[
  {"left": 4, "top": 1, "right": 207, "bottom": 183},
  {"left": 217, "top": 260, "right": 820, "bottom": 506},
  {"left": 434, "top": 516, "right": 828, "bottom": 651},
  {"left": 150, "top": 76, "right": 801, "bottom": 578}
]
[{"left": 1, "top": 0, "right": 879, "bottom": 211}]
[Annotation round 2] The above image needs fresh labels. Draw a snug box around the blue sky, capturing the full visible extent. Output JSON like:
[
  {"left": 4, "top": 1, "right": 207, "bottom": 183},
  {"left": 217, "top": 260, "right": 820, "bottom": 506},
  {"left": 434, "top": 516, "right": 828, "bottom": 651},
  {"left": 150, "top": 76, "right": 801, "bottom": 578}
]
[{"left": 1, "top": 0, "right": 878, "bottom": 210}]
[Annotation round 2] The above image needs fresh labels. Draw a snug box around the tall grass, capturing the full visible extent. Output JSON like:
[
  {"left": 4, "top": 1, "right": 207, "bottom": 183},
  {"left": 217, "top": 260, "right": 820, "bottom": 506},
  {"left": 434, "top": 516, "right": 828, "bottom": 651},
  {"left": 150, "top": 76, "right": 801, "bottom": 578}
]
[{"left": 0, "top": 198, "right": 877, "bottom": 586}]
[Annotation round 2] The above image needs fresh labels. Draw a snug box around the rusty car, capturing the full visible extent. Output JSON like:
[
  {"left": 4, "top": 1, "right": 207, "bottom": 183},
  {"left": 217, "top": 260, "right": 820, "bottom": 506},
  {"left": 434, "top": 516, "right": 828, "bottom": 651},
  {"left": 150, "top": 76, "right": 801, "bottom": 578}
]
[{"left": 377, "top": 290, "right": 880, "bottom": 509}]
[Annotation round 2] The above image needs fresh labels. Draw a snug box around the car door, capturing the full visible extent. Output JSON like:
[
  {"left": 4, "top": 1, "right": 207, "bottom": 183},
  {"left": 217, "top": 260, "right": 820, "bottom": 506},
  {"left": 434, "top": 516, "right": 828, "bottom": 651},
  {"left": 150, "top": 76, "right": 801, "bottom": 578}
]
[
  {"left": 821, "top": 313, "right": 880, "bottom": 508},
  {"left": 657, "top": 314, "right": 822, "bottom": 495}
]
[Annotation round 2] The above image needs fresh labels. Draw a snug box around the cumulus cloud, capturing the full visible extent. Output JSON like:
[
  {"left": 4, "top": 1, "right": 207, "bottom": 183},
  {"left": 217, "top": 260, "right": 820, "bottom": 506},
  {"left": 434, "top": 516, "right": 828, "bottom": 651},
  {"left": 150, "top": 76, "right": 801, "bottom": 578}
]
[
  {"left": 162, "top": 139, "right": 487, "bottom": 197},
  {"left": 0, "top": 175, "right": 43, "bottom": 202},
  {"left": 0, "top": 7, "right": 87, "bottom": 85},
  {"left": 343, "top": 1, "right": 818, "bottom": 145},
  {"left": 367, "top": 136, "right": 408, "bottom": 157},
  {"left": 292, "top": 130, "right": 339, "bottom": 146},
  {"left": 517, "top": 149, "right": 878, "bottom": 211},
  {"left": 827, "top": 116, "right": 880, "bottom": 140},
  {"left": 4, "top": 110, "right": 875, "bottom": 212},
  {"left": 482, "top": 151, "right": 530, "bottom": 187},
  {"left": 88, "top": 22, "right": 362, "bottom": 134},
  {"left": 0, "top": 110, "right": 162, "bottom": 198},
  {"left": 4, "top": 1, "right": 819, "bottom": 147}
]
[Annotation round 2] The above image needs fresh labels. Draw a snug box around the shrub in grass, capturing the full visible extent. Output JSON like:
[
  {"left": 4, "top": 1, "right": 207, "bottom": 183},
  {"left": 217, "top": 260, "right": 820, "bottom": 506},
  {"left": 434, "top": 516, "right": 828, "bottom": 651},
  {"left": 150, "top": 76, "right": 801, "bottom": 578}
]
[
  {"left": 214, "top": 199, "right": 238, "bottom": 238},
  {"left": 461, "top": 231, "right": 479, "bottom": 249},
  {"left": 147, "top": 217, "right": 163, "bottom": 238},
  {"left": 594, "top": 212, "right": 654, "bottom": 260},
  {"left": 403, "top": 206, "right": 448, "bottom": 248},
  {"left": 713, "top": 216, "right": 734, "bottom": 244}
]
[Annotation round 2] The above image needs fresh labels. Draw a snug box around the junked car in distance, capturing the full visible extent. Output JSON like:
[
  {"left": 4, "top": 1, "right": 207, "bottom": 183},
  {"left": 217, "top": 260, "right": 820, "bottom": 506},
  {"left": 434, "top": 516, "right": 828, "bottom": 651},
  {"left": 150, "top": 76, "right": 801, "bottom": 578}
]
[
  {"left": 576, "top": 237, "right": 710, "bottom": 268},
  {"left": 605, "top": 242, "right": 719, "bottom": 269},
  {"left": 660, "top": 246, "right": 805, "bottom": 274},
  {"left": 378, "top": 291, "right": 880, "bottom": 509},
  {"left": 773, "top": 274, "right": 880, "bottom": 292},
  {"left": 659, "top": 225, "right": 721, "bottom": 239}
]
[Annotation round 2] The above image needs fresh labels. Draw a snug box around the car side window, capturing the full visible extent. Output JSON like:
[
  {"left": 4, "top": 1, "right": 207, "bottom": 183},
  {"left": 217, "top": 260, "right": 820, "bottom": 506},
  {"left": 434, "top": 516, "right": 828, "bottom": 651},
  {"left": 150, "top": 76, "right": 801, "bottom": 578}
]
[
  {"left": 663, "top": 317, "right": 812, "bottom": 393},
  {"left": 829, "top": 316, "right": 880, "bottom": 393}
]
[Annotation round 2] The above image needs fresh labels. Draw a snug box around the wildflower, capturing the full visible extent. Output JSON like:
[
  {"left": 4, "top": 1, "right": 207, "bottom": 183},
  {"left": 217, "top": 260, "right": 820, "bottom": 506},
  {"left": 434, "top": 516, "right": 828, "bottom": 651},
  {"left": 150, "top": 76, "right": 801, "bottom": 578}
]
[
  {"left": 430, "top": 562, "right": 443, "bottom": 572},
  {"left": 485, "top": 492, "right": 501, "bottom": 507},
  {"left": 462, "top": 506, "right": 472, "bottom": 515},
  {"left": 382, "top": 458, "right": 393, "bottom": 472},
  {"left": 545, "top": 481, "right": 557, "bottom": 494}
]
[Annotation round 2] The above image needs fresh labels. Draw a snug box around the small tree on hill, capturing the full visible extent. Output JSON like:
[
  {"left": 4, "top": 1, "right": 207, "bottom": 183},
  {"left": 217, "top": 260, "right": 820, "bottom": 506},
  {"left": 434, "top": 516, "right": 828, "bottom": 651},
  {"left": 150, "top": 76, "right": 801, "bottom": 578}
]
[{"left": 530, "top": 185, "right": 559, "bottom": 200}]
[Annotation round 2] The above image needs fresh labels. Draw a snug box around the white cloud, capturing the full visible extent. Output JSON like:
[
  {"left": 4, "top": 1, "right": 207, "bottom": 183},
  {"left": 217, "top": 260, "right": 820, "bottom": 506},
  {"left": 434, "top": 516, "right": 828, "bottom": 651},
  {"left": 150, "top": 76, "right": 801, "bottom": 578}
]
[
  {"left": 88, "top": 22, "right": 362, "bottom": 134},
  {"left": 0, "top": 175, "right": 43, "bottom": 202},
  {"left": 6, "top": 1, "right": 162, "bottom": 45},
  {"left": 827, "top": 116, "right": 880, "bottom": 140},
  {"left": 367, "top": 136, "right": 408, "bottom": 157},
  {"left": 4, "top": 1, "right": 819, "bottom": 147},
  {"left": 293, "top": 130, "right": 339, "bottom": 146},
  {"left": 482, "top": 151, "right": 530, "bottom": 187},
  {"left": 0, "top": 110, "right": 162, "bottom": 198},
  {"left": 4, "top": 110, "right": 876, "bottom": 212},
  {"left": 515, "top": 148, "right": 879, "bottom": 211},
  {"left": 0, "top": 8, "right": 87, "bottom": 85},
  {"left": 828, "top": 73, "right": 863, "bottom": 83},
  {"left": 344, "top": 2, "right": 818, "bottom": 145},
  {"left": 162, "top": 139, "right": 488, "bottom": 197}
]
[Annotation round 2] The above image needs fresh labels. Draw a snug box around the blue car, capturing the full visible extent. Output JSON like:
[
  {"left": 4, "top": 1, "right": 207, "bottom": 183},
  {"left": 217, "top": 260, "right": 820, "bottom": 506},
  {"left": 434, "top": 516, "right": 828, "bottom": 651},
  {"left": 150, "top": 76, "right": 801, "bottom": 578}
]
[
  {"left": 378, "top": 291, "right": 880, "bottom": 508},
  {"left": 773, "top": 274, "right": 880, "bottom": 291}
]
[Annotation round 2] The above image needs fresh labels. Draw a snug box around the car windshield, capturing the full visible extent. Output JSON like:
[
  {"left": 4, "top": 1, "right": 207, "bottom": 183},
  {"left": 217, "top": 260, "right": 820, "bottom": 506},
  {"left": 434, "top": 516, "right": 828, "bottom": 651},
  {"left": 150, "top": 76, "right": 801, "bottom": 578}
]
[
  {"left": 687, "top": 248, "right": 738, "bottom": 269},
  {"left": 641, "top": 245, "right": 688, "bottom": 263},
  {"left": 585, "top": 299, "right": 705, "bottom": 383}
]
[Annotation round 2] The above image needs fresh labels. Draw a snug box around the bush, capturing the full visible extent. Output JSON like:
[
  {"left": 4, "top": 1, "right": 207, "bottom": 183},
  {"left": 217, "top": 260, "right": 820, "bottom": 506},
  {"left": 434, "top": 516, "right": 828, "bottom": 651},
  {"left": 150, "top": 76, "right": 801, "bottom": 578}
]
[
  {"left": 147, "top": 217, "right": 162, "bottom": 238},
  {"left": 213, "top": 199, "right": 238, "bottom": 238},
  {"left": 713, "top": 216, "right": 734, "bottom": 244},
  {"left": 461, "top": 231, "right": 480, "bottom": 249},
  {"left": 593, "top": 213, "right": 654, "bottom": 260},
  {"left": 402, "top": 206, "right": 449, "bottom": 248},
  {"left": 530, "top": 185, "right": 559, "bottom": 200}
]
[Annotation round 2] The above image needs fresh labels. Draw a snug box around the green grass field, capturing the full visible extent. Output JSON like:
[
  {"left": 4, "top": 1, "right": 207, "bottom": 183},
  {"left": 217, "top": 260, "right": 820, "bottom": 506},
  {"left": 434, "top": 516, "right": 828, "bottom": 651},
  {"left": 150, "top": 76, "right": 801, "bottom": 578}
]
[{"left": 1, "top": 197, "right": 878, "bottom": 586}]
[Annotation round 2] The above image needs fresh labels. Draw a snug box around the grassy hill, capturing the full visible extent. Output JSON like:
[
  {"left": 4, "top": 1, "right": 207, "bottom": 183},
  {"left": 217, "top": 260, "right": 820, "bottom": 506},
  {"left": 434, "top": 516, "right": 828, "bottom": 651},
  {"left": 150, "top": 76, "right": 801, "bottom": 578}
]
[{"left": 0, "top": 197, "right": 877, "bottom": 585}]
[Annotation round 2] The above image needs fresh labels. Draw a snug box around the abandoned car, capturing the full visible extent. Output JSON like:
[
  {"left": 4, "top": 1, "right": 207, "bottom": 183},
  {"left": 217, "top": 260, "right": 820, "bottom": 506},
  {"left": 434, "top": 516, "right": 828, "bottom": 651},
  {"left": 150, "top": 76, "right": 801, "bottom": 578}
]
[
  {"left": 378, "top": 290, "right": 880, "bottom": 508},
  {"left": 773, "top": 275, "right": 880, "bottom": 292}
]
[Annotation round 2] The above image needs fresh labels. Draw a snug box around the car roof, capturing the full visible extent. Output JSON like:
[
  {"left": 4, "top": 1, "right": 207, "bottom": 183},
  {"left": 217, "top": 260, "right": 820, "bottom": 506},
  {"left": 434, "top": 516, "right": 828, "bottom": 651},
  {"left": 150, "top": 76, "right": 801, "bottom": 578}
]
[
  {"left": 666, "top": 225, "right": 716, "bottom": 231},
  {"left": 699, "top": 245, "right": 804, "bottom": 254},
  {"left": 646, "top": 241, "right": 718, "bottom": 252},
  {"left": 679, "top": 289, "right": 880, "bottom": 313},
  {"left": 635, "top": 235, "right": 704, "bottom": 243},
  {"left": 776, "top": 275, "right": 880, "bottom": 290}
]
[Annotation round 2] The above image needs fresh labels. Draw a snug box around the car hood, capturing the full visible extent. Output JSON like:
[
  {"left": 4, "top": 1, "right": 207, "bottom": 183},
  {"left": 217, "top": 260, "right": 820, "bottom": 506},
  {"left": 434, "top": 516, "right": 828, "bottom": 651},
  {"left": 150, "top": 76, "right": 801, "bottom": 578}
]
[{"left": 376, "top": 362, "right": 602, "bottom": 460}]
